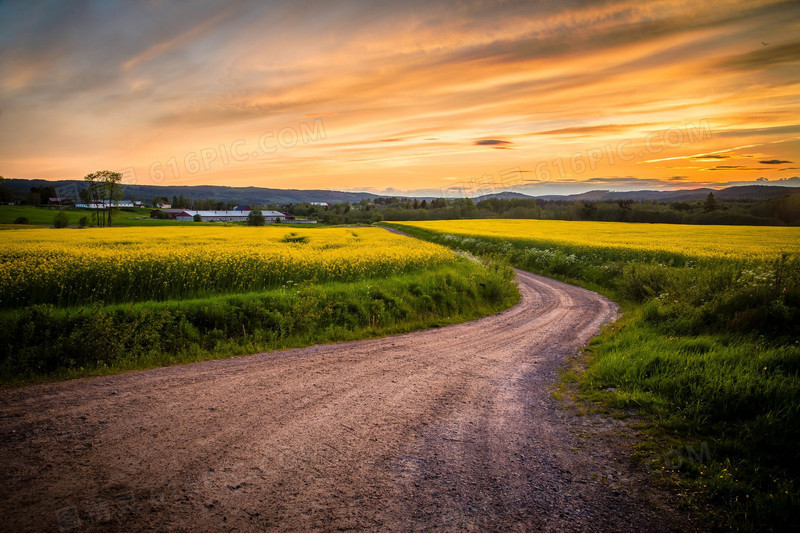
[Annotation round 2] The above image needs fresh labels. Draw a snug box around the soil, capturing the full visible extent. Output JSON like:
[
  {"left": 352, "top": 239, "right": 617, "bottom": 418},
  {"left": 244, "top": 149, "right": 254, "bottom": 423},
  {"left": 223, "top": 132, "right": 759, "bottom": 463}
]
[{"left": 0, "top": 270, "right": 694, "bottom": 532}]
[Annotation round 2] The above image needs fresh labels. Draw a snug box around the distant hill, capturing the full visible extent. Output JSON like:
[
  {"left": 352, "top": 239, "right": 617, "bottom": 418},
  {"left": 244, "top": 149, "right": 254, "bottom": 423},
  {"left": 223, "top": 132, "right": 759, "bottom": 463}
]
[
  {"left": 1, "top": 179, "right": 379, "bottom": 205},
  {"left": 474, "top": 185, "right": 800, "bottom": 203},
  {"left": 5, "top": 178, "right": 799, "bottom": 206}
]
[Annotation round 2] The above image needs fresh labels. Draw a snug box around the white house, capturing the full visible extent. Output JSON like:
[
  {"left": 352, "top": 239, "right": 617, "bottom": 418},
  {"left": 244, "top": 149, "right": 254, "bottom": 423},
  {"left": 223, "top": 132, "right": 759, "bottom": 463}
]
[{"left": 77, "top": 200, "right": 134, "bottom": 208}]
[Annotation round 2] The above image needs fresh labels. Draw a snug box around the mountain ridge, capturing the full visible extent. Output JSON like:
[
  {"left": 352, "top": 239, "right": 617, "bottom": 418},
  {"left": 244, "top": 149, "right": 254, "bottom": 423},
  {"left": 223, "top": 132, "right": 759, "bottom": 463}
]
[{"left": 3, "top": 178, "right": 799, "bottom": 205}]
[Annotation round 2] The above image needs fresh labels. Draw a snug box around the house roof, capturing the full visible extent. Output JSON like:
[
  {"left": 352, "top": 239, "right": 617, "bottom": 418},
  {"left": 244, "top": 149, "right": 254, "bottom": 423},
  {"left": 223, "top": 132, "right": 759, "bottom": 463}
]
[{"left": 177, "top": 210, "right": 251, "bottom": 217}]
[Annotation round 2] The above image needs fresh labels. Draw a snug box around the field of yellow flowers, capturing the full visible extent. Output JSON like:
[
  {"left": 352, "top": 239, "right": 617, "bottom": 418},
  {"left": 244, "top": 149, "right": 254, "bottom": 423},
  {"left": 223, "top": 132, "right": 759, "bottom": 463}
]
[
  {"left": 401, "top": 219, "right": 799, "bottom": 261},
  {"left": 0, "top": 226, "right": 455, "bottom": 308}
]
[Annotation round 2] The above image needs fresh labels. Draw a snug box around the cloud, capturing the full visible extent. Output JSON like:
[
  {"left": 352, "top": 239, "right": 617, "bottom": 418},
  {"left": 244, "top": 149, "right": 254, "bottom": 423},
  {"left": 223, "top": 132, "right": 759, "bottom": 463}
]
[
  {"left": 1, "top": 0, "right": 799, "bottom": 190},
  {"left": 690, "top": 154, "right": 730, "bottom": 160},
  {"left": 702, "top": 165, "right": 771, "bottom": 171},
  {"left": 718, "top": 40, "right": 800, "bottom": 71},
  {"left": 528, "top": 123, "right": 655, "bottom": 136},
  {"left": 475, "top": 139, "right": 513, "bottom": 149},
  {"left": 759, "top": 159, "right": 792, "bottom": 164}
]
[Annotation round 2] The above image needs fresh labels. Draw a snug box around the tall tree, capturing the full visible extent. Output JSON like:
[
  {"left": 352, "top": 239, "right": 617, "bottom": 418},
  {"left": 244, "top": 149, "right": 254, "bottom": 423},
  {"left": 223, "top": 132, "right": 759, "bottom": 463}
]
[
  {"left": 83, "top": 170, "right": 122, "bottom": 226},
  {"left": 83, "top": 173, "right": 100, "bottom": 226},
  {"left": 703, "top": 192, "right": 718, "bottom": 213},
  {"left": 103, "top": 171, "right": 123, "bottom": 226}
]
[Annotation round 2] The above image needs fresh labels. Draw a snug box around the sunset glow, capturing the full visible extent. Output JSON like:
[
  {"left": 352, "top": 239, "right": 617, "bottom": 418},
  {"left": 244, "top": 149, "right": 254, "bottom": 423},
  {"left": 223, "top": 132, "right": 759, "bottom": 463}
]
[{"left": 1, "top": 0, "right": 799, "bottom": 195}]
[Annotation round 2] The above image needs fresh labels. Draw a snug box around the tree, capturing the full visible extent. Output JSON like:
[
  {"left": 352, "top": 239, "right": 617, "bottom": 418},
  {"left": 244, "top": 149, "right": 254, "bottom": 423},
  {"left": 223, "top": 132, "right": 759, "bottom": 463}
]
[
  {"left": 703, "top": 192, "right": 718, "bottom": 213},
  {"left": 247, "top": 208, "right": 265, "bottom": 226},
  {"left": 82, "top": 170, "right": 122, "bottom": 226},
  {"left": 83, "top": 172, "right": 102, "bottom": 226},
  {"left": 102, "top": 171, "right": 123, "bottom": 226},
  {"left": 53, "top": 211, "right": 69, "bottom": 228},
  {"left": 78, "top": 216, "right": 88, "bottom": 228},
  {"left": 193, "top": 213, "right": 203, "bottom": 222}
]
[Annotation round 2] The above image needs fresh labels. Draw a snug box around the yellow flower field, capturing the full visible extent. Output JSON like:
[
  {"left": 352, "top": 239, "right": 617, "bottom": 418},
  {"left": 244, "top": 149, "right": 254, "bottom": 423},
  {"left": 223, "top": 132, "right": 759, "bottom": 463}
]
[
  {"left": 0, "top": 226, "right": 454, "bottom": 307},
  {"left": 400, "top": 219, "right": 800, "bottom": 261}
]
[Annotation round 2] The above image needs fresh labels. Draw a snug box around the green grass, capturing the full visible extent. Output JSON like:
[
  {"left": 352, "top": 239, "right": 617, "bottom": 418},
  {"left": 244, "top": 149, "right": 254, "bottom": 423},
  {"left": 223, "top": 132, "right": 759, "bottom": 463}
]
[
  {"left": 0, "top": 259, "right": 519, "bottom": 385},
  {"left": 385, "top": 221, "right": 800, "bottom": 531},
  {"left": 0, "top": 205, "right": 325, "bottom": 228},
  {"left": 0, "top": 205, "right": 223, "bottom": 227}
]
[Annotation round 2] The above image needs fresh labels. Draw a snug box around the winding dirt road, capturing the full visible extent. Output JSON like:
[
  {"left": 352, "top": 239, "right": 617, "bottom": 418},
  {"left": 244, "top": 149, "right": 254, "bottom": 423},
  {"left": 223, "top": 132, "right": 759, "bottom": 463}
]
[{"left": 0, "top": 270, "right": 692, "bottom": 532}]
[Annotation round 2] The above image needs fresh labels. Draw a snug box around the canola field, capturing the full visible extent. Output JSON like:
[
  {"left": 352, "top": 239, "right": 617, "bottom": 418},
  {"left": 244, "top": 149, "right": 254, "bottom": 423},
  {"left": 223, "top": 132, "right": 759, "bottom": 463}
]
[
  {"left": 401, "top": 219, "right": 799, "bottom": 261},
  {"left": 0, "top": 226, "right": 454, "bottom": 308}
]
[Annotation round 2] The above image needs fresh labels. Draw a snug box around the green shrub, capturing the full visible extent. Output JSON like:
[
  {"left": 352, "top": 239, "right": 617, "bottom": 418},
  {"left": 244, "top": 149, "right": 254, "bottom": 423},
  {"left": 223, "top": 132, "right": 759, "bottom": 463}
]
[{"left": 53, "top": 211, "right": 69, "bottom": 228}]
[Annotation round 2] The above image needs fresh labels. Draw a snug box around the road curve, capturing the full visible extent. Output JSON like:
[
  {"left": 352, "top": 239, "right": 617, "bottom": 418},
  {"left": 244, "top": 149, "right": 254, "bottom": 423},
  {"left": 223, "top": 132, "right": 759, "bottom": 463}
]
[{"left": 0, "top": 270, "right": 689, "bottom": 532}]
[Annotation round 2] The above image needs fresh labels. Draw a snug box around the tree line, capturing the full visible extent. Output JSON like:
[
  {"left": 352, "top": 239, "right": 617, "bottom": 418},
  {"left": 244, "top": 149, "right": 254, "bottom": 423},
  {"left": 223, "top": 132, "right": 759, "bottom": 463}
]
[{"left": 267, "top": 192, "right": 800, "bottom": 226}]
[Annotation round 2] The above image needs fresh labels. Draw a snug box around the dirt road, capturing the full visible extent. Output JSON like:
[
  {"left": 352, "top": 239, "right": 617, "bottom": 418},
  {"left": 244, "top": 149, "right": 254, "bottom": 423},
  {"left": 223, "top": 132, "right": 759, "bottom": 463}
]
[{"left": 0, "top": 270, "right": 692, "bottom": 532}]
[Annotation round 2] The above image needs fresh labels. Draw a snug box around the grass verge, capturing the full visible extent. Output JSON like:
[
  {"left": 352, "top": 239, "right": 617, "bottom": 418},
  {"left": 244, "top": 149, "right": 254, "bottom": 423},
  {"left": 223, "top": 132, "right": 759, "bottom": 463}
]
[
  {"left": 385, "top": 222, "right": 800, "bottom": 531},
  {"left": 0, "top": 259, "right": 518, "bottom": 385}
]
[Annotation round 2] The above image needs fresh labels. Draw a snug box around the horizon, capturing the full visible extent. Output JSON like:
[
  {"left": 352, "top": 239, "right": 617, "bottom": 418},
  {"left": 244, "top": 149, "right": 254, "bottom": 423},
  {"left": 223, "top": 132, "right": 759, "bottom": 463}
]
[
  {"left": 5, "top": 174, "right": 800, "bottom": 200},
  {"left": 1, "top": 1, "right": 799, "bottom": 196}
]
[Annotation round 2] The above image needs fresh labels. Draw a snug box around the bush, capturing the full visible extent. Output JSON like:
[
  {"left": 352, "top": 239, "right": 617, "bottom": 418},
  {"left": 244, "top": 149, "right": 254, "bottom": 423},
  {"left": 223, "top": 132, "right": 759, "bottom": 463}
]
[
  {"left": 78, "top": 216, "right": 88, "bottom": 228},
  {"left": 13, "top": 217, "right": 29, "bottom": 225},
  {"left": 53, "top": 211, "right": 69, "bottom": 228},
  {"left": 193, "top": 213, "right": 202, "bottom": 222},
  {"left": 248, "top": 208, "right": 265, "bottom": 226}
]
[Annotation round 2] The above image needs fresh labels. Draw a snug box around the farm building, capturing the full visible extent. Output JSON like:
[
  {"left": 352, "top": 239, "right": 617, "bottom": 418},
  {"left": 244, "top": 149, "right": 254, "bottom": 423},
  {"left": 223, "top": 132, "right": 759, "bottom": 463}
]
[
  {"left": 150, "top": 209, "right": 187, "bottom": 219},
  {"left": 76, "top": 200, "right": 134, "bottom": 208},
  {"left": 262, "top": 210, "right": 289, "bottom": 221},
  {"left": 175, "top": 210, "right": 251, "bottom": 222},
  {"left": 172, "top": 210, "right": 292, "bottom": 222}
]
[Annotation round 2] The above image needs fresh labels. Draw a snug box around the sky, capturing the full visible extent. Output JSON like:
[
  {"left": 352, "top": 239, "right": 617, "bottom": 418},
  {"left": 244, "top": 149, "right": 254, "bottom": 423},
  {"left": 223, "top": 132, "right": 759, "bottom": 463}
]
[{"left": 1, "top": 0, "right": 799, "bottom": 197}]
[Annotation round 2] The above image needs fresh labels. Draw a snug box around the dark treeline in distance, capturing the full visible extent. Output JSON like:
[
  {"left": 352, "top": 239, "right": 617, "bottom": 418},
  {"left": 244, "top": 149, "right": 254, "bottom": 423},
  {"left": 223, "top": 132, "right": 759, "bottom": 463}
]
[{"left": 296, "top": 192, "right": 800, "bottom": 226}]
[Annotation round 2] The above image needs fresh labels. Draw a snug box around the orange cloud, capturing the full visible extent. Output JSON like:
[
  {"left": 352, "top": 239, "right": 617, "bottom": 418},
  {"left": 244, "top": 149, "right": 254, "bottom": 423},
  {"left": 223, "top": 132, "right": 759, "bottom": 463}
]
[{"left": 0, "top": 0, "right": 797, "bottom": 194}]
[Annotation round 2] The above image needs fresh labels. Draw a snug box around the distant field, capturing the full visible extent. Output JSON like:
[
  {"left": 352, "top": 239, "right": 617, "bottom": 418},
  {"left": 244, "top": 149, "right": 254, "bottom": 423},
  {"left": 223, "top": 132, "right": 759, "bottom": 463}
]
[
  {"left": 0, "top": 205, "right": 200, "bottom": 226},
  {"left": 0, "top": 226, "right": 453, "bottom": 308},
  {"left": 401, "top": 219, "right": 799, "bottom": 261}
]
